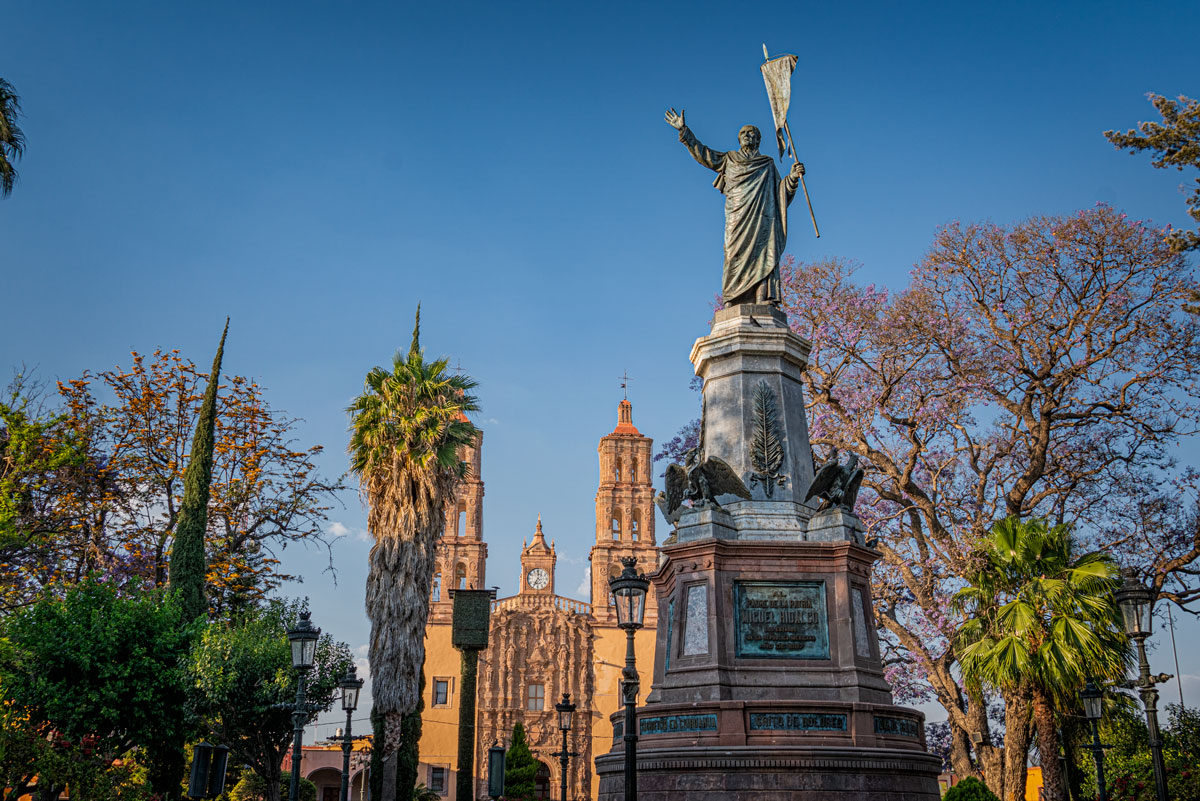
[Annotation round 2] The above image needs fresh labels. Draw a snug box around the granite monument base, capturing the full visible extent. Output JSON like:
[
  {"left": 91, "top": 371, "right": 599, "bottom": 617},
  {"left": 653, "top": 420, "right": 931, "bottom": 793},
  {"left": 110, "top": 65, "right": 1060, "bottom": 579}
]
[{"left": 595, "top": 743, "right": 942, "bottom": 801}]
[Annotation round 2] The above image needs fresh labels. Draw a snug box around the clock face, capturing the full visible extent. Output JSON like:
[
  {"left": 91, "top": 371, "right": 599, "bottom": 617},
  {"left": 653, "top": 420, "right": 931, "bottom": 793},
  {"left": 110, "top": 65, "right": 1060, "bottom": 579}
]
[{"left": 527, "top": 568, "right": 549, "bottom": 590}]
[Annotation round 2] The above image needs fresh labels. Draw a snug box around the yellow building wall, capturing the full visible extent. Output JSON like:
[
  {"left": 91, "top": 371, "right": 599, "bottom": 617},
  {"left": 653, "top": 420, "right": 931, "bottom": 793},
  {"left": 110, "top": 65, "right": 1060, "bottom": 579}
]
[
  {"left": 587, "top": 622, "right": 657, "bottom": 801},
  {"left": 418, "top": 621, "right": 465, "bottom": 801}
]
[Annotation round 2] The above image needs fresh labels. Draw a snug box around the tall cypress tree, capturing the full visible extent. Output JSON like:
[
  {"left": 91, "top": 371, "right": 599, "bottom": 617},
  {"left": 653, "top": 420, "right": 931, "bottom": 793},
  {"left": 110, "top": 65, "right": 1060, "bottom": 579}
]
[{"left": 168, "top": 319, "right": 228, "bottom": 622}]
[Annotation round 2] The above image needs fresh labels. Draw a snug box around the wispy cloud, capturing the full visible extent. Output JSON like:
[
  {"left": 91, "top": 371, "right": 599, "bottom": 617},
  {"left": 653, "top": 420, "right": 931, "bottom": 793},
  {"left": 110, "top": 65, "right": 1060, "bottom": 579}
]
[
  {"left": 329, "top": 521, "right": 350, "bottom": 539},
  {"left": 575, "top": 564, "right": 591, "bottom": 597}
]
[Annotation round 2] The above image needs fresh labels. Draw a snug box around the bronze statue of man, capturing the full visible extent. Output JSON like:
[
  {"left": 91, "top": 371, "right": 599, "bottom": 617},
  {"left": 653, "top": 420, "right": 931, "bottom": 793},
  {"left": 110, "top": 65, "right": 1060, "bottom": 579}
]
[{"left": 665, "top": 108, "right": 805, "bottom": 306}]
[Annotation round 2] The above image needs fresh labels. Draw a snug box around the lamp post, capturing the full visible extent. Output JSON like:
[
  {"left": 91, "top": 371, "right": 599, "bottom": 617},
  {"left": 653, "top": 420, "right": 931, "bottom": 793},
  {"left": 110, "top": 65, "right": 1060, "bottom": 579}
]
[
  {"left": 552, "top": 693, "right": 579, "bottom": 801},
  {"left": 609, "top": 557, "right": 649, "bottom": 801},
  {"left": 1114, "top": 570, "right": 1172, "bottom": 801},
  {"left": 1080, "top": 679, "right": 1109, "bottom": 801},
  {"left": 287, "top": 610, "right": 320, "bottom": 801},
  {"left": 338, "top": 665, "right": 364, "bottom": 801}
]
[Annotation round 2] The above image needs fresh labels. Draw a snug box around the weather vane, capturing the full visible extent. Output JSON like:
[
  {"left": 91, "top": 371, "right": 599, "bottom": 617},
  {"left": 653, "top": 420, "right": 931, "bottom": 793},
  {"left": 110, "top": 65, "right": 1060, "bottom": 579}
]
[{"left": 619, "top": 371, "right": 633, "bottom": 400}]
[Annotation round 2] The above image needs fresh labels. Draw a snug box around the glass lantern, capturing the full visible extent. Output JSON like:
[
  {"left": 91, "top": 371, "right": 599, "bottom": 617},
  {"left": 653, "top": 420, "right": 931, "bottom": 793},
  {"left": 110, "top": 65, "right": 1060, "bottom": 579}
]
[
  {"left": 287, "top": 611, "right": 321, "bottom": 670},
  {"left": 609, "top": 558, "right": 649, "bottom": 630},
  {"left": 1114, "top": 570, "right": 1154, "bottom": 638},
  {"left": 556, "top": 693, "right": 576, "bottom": 732}
]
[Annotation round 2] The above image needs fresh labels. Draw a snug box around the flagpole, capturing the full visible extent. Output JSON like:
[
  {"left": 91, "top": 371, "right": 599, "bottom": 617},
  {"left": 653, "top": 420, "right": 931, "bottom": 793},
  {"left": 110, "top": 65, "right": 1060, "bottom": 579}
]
[{"left": 782, "top": 120, "right": 819, "bottom": 238}]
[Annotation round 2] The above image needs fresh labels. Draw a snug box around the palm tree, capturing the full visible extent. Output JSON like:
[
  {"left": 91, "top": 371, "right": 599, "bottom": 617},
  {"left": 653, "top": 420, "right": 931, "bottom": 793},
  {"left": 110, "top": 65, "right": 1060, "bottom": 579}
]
[
  {"left": 0, "top": 78, "right": 25, "bottom": 198},
  {"left": 955, "top": 517, "right": 1128, "bottom": 801},
  {"left": 347, "top": 306, "right": 478, "bottom": 801}
]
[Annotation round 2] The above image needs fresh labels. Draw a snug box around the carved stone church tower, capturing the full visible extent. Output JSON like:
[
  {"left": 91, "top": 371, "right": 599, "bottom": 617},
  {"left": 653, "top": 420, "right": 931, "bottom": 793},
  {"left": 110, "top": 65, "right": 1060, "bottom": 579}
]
[
  {"left": 430, "top": 427, "right": 487, "bottom": 623},
  {"left": 589, "top": 399, "right": 658, "bottom": 626}
]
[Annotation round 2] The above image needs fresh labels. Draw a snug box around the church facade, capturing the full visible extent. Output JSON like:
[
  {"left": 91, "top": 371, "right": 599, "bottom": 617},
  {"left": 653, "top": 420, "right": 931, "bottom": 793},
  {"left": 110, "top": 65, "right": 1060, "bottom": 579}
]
[{"left": 416, "top": 399, "right": 659, "bottom": 801}]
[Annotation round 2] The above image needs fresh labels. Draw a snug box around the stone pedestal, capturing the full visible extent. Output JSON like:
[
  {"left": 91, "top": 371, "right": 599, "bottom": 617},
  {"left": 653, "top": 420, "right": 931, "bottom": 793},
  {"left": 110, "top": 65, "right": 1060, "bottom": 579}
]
[{"left": 596, "top": 305, "right": 940, "bottom": 801}]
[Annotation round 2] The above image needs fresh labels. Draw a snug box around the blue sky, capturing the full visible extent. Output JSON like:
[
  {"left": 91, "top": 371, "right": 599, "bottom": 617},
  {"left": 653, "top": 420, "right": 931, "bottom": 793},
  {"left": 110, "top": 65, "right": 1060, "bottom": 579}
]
[{"left": 3, "top": 0, "right": 1199, "bottom": 732}]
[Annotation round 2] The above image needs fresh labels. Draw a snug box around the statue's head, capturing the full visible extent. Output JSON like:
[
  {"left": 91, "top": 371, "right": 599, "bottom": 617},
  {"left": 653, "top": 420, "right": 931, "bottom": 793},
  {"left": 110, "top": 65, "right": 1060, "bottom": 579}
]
[{"left": 738, "top": 125, "right": 761, "bottom": 153}]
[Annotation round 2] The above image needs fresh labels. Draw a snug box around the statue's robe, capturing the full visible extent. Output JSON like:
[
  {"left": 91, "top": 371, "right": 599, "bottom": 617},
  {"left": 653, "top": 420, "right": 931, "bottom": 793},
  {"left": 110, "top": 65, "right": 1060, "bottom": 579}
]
[{"left": 679, "top": 126, "right": 798, "bottom": 305}]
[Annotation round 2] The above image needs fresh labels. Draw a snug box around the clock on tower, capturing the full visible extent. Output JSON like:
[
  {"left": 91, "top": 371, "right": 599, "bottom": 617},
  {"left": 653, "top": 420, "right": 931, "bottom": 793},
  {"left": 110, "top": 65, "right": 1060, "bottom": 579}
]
[{"left": 520, "top": 515, "right": 556, "bottom": 595}]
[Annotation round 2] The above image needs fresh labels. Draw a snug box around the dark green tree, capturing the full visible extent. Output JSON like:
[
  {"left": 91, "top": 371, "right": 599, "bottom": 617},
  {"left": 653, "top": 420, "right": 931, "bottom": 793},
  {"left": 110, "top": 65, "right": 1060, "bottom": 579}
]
[
  {"left": 503, "top": 723, "right": 538, "bottom": 801},
  {"left": 943, "top": 777, "right": 1001, "bottom": 801},
  {"left": 0, "top": 78, "right": 23, "bottom": 198},
  {"left": 189, "top": 599, "right": 351, "bottom": 801},
  {"left": 0, "top": 581, "right": 196, "bottom": 799},
  {"left": 397, "top": 669, "right": 426, "bottom": 801},
  {"left": 1106, "top": 94, "right": 1200, "bottom": 253},
  {"left": 169, "top": 319, "right": 228, "bottom": 622}
]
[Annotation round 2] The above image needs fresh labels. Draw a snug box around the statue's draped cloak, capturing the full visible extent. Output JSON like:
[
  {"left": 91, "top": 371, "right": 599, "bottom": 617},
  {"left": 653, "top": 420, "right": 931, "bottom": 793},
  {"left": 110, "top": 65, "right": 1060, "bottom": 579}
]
[{"left": 680, "top": 126, "right": 794, "bottom": 304}]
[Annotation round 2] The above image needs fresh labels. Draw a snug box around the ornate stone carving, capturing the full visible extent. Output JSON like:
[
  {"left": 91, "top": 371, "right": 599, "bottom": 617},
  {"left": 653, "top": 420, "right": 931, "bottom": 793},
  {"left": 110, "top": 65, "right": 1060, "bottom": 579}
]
[{"left": 748, "top": 381, "right": 787, "bottom": 496}]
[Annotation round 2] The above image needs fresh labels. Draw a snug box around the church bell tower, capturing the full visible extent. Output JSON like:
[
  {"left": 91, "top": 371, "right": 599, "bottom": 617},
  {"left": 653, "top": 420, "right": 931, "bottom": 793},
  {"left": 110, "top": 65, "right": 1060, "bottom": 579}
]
[
  {"left": 519, "top": 515, "right": 556, "bottom": 596},
  {"left": 430, "top": 425, "right": 487, "bottom": 622},
  {"left": 588, "top": 399, "right": 658, "bottom": 626}
]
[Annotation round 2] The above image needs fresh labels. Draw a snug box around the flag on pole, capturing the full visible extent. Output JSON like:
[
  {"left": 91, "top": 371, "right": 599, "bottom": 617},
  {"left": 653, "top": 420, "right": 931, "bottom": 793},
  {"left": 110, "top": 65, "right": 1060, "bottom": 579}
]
[{"left": 760, "top": 51, "right": 798, "bottom": 160}]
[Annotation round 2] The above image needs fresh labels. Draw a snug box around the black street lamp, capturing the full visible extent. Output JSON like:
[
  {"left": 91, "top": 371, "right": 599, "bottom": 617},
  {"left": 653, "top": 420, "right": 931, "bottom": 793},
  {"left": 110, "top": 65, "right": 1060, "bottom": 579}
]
[
  {"left": 287, "top": 610, "right": 321, "bottom": 801},
  {"left": 609, "top": 557, "right": 649, "bottom": 801},
  {"left": 1113, "top": 570, "right": 1172, "bottom": 801},
  {"left": 551, "top": 693, "right": 579, "bottom": 801},
  {"left": 338, "top": 665, "right": 364, "bottom": 801},
  {"left": 1080, "top": 679, "right": 1109, "bottom": 801}
]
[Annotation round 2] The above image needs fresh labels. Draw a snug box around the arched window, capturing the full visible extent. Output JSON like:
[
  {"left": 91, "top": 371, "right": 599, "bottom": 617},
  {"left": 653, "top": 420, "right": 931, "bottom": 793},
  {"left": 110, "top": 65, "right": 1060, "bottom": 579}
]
[
  {"left": 632, "top": 509, "right": 641, "bottom": 542},
  {"left": 614, "top": 456, "right": 623, "bottom": 483},
  {"left": 455, "top": 563, "right": 467, "bottom": 590},
  {"left": 611, "top": 510, "right": 621, "bottom": 540},
  {"left": 456, "top": 505, "right": 466, "bottom": 537},
  {"left": 534, "top": 762, "right": 551, "bottom": 800},
  {"left": 432, "top": 572, "right": 442, "bottom": 603},
  {"left": 631, "top": 457, "right": 638, "bottom": 482}
]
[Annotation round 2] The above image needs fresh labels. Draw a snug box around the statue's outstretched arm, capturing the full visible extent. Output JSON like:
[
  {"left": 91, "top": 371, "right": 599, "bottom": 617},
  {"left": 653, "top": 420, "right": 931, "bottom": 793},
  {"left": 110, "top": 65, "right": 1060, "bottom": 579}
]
[{"left": 666, "top": 108, "right": 723, "bottom": 172}]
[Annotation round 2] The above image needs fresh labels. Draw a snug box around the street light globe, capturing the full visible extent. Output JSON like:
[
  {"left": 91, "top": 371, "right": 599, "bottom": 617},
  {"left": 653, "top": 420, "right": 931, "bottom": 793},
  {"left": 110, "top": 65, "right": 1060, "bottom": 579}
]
[
  {"left": 1080, "top": 679, "right": 1104, "bottom": 722},
  {"left": 287, "top": 610, "right": 321, "bottom": 670},
  {"left": 556, "top": 692, "right": 576, "bottom": 732},
  {"left": 1114, "top": 569, "right": 1154, "bottom": 639},
  {"left": 609, "top": 557, "right": 650, "bottom": 630},
  {"left": 339, "top": 664, "right": 363, "bottom": 712}
]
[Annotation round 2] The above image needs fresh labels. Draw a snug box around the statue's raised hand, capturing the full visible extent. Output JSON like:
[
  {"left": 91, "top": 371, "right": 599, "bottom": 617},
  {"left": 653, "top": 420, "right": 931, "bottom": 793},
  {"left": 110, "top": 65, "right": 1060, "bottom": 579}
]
[
  {"left": 665, "top": 108, "right": 685, "bottom": 130},
  {"left": 790, "top": 162, "right": 806, "bottom": 178}
]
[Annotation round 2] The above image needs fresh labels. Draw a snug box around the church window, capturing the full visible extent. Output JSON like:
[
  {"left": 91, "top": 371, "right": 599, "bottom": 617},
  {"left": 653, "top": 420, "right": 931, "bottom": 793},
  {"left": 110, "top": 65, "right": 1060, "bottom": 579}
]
[
  {"left": 631, "top": 457, "right": 638, "bottom": 482},
  {"left": 433, "top": 677, "right": 452, "bottom": 707},
  {"left": 632, "top": 510, "right": 641, "bottom": 542},
  {"left": 614, "top": 456, "right": 623, "bottom": 483},
  {"left": 534, "top": 762, "right": 551, "bottom": 799},
  {"left": 611, "top": 511, "right": 621, "bottom": 540},
  {"left": 526, "top": 683, "right": 545, "bottom": 711},
  {"left": 455, "top": 563, "right": 467, "bottom": 590},
  {"left": 457, "top": 505, "right": 466, "bottom": 537},
  {"left": 432, "top": 572, "right": 442, "bottom": 603}
]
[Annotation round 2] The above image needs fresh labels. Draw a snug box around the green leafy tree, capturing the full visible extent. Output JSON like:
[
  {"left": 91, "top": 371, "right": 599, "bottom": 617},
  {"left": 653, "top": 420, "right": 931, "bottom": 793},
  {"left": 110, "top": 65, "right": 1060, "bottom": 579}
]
[
  {"left": 190, "top": 599, "right": 352, "bottom": 801},
  {"left": 0, "top": 377, "right": 91, "bottom": 611},
  {"left": 170, "top": 319, "right": 228, "bottom": 622},
  {"left": 1106, "top": 94, "right": 1200, "bottom": 253},
  {"left": 503, "top": 723, "right": 537, "bottom": 801},
  {"left": 0, "top": 580, "right": 196, "bottom": 799},
  {"left": 346, "top": 306, "right": 478, "bottom": 801},
  {"left": 0, "top": 78, "right": 23, "bottom": 198},
  {"left": 1074, "top": 703, "right": 1200, "bottom": 801},
  {"left": 955, "top": 518, "right": 1129, "bottom": 801}
]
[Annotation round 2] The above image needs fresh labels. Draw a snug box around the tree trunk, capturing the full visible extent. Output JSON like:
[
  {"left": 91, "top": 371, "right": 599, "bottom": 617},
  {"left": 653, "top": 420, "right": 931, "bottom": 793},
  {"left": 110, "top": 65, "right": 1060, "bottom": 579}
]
[
  {"left": 1003, "top": 690, "right": 1034, "bottom": 801},
  {"left": 264, "top": 761, "right": 284, "bottom": 801},
  {"left": 1032, "top": 690, "right": 1063, "bottom": 801}
]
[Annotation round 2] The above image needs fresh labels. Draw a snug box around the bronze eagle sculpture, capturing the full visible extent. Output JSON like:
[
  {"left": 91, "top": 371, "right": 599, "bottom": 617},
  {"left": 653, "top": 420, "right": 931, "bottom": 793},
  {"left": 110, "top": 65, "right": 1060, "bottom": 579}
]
[
  {"left": 655, "top": 447, "right": 752, "bottom": 524},
  {"left": 804, "top": 448, "right": 864, "bottom": 513}
]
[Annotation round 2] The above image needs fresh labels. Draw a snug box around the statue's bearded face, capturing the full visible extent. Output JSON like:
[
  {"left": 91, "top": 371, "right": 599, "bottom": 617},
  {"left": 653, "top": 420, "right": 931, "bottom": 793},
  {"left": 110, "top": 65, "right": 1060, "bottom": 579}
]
[{"left": 738, "top": 126, "right": 761, "bottom": 152}]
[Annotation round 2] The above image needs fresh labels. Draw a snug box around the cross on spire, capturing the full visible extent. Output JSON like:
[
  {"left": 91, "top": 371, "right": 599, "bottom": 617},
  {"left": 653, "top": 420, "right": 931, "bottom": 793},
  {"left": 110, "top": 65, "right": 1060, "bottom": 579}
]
[{"left": 619, "top": 370, "right": 634, "bottom": 400}]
